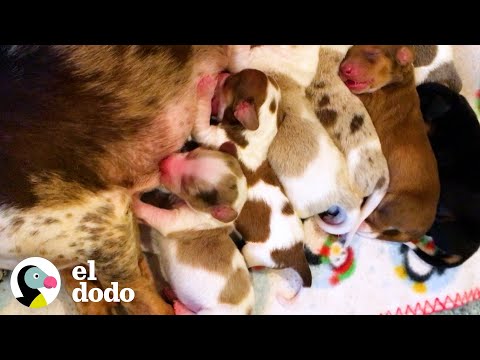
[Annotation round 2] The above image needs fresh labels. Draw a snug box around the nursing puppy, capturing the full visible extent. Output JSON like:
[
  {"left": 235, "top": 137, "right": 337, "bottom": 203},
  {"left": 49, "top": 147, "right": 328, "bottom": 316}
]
[
  {"left": 340, "top": 45, "right": 440, "bottom": 242},
  {"left": 304, "top": 45, "right": 389, "bottom": 249},
  {"left": 193, "top": 69, "right": 312, "bottom": 291},
  {"left": 240, "top": 46, "right": 363, "bottom": 235},
  {"left": 133, "top": 147, "right": 254, "bottom": 315},
  {"left": 413, "top": 45, "right": 462, "bottom": 92},
  {"left": 414, "top": 82, "right": 480, "bottom": 267},
  {"left": 0, "top": 45, "right": 242, "bottom": 315}
]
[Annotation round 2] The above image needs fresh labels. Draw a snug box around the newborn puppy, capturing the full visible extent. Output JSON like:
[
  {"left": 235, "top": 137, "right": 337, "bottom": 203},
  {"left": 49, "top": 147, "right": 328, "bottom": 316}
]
[
  {"left": 305, "top": 45, "right": 389, "bottom": 247},
  {"left": 414, "top": 82, "right": 480, "bottom": 267},
  {"left": 194, "top": 69, "right": 312, "bottom": 291},
  {"left": 243, "top": 46, "right": 363, "bottom": 235},
  {"left": 340, "top": 45, "right": 440, "bottom": 242},
  {"left": 133, "top": 147, "right": 254, "bottom": 315},
  {"left": 413, "top": 45, "right": 462, "bottom": 93}
]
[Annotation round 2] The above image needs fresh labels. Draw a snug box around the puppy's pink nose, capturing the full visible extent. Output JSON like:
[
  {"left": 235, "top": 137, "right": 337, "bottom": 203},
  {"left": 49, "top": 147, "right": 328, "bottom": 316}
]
[
  {"left": 340, "top": 62, "right": 355, "bottom": 76},
  {"left": 44, "top": 276, "right": 57, "bottom": 289}
]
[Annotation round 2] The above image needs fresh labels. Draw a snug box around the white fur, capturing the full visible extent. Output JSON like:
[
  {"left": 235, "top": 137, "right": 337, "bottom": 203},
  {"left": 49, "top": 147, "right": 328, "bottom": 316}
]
[
  {"left": 415, "top": 45, "right": 454, "bottom": 84},
  {"left": 248, "top": 46, "right": 321, "bottom": 88},
  {"left": 278, "top": 125, "right": 345, "bottom": 219}
]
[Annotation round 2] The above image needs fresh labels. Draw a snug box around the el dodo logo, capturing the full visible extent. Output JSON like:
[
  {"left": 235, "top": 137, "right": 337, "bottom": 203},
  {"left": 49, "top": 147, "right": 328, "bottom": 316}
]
[
  {"left": 10, "top": 257, "right": 60, "bottom": 308},
  {"left": 71, "top": 260, "right": 135, "bottom": 303}
]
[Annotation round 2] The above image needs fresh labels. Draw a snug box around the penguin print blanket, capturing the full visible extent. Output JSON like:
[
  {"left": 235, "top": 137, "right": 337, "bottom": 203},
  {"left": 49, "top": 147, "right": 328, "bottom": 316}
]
[{"left": 0, "top": 233, "right": 479, "bottom": 315}]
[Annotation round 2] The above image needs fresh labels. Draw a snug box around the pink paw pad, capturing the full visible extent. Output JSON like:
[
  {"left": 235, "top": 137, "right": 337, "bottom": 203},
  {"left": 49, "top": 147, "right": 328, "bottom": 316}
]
[{"left": 173, "top": 300, "right": 195, "bottom": 315}]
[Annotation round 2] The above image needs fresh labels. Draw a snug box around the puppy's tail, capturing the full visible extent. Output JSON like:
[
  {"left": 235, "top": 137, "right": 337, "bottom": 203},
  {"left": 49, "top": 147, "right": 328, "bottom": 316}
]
[
  {"left": 344, "top": 188, "right": 387, "bottom": 247},
  {"left": 315, "top": 207, "right": 361, "bottom": 236}
]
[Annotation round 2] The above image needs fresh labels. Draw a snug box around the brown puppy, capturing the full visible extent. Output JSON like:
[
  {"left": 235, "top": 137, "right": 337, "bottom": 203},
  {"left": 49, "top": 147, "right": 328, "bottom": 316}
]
[
  {"left": 0, "top": 45, "right": 242, "bottom": 315},
  {"left": 339, "top": 45, "right": 440, "bottom": 242}
]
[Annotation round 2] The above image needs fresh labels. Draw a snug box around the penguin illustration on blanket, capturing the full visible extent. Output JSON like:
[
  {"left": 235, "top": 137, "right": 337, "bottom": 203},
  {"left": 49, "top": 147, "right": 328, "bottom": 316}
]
[{"left": 15, "top": 265, "right": 58, "bottom": 308}]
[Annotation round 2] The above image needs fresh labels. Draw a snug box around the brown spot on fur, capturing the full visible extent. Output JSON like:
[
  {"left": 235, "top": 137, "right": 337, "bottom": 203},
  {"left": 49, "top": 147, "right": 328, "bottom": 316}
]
[
  {"left": 224, "top": 124, "right": 249, "bottom": 148},
  {"left": 282, "top": 202, "right": 294, "bottom": 215},
  {"left": 317, "top": 95, "right": 330, "bottom": 107},
  {"left": 240, "top": 161, "right": 282, "bottom": 189},
  {"left": 66, "top": 213, "right": 73, "bottom": 218},
  {"left": 30, "top": 230, "right": 39, "bottom": 237},
  {"left": 313, "top": 81, "right": 325, "bottom": 89},
  {"left": 375, "top": 176, "right": 386, "bottom": 190},
  {"left": 334, "top": 132, "right": 341, "bottom": 141},
  {"left": 218, "top": 268, "right": 251, "bottom": 305},
  {"left": 412, "top": 45, "right": 437, "bottom": 67},
  {"left": 316, "top": 109, "right": 338, "bottom": 128},
  {"left": 350, "top": 115, "right": 364, "bottom": 134},
  {"left": 81, "top": 213, "right": 105, "bottom": 224},
  {"left": 368, "top": 157, "right": 373, "bottom": 164},
  {"left": 382, "top": 229, "right": 400, "bottom": 237},
  {"left": 15, "top": 245, "right": 22, "bottom": 253},
  {"left": 58, "top": 254, "right": 65, "bottom": 259},
  {"left": 11, "top": 217, "right": 25, "bottom": 231},
  {"left": 44, "top": 217, "right": 60, "bottom": 225},
  {"left": 70, "top": 242, "right": 77, "bottom": 247},
  {"left": 269, "top": 99, "right": 277, "bottom": 113},
  {"left": 170, "top": 228, "right": 236, "bottom": 275},
  {"left": 96, "top": 205, "right": 114, "bottom": 217},
  {"left": 236, "top": 200, "right": 271, "bottom": 243},
  {"left": 39, "top": 248, "right": 46, "bottom": 256},
  {"left": 271, "top": 243, "right": 312, "bottom": 287}
]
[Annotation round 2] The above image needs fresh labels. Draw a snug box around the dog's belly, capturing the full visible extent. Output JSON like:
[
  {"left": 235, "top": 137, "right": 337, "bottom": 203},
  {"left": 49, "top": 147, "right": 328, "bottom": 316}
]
[{"left": 0, "top": 188, "right": 131, "bottom": 270}]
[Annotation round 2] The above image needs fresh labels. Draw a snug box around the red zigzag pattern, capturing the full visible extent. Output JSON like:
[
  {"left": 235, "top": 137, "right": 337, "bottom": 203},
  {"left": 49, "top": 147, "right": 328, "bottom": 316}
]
[{"left": 381, "top": 287, "right": 480, "bottom": 315}]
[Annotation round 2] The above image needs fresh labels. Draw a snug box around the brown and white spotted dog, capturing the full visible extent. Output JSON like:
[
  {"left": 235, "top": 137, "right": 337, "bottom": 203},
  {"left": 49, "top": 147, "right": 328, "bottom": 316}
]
[
  {"left": 0, "top": 45, "right": 245, "bottom": 315},
  {"left": 193, "top": 69, "right": 312, "bottom": 295},
  {"left": 132, "top": 147, "right": 253, "bottom": 315},
  {"left": 412, "top": 45, "right": 462, "bottom": 92},
  {"left": 303, "top": 45, "right": 389, "bottom": 249},
  {"left": 340, "top": 45, "right": 440, "bottom": 242},
  {"left": 237, "top": 46, "right": 364, "bottom": 238}
]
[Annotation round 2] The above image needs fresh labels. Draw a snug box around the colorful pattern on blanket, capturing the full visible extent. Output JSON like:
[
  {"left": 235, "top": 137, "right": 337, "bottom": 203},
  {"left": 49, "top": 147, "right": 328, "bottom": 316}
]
[{"left": 251, "top": 235, "right": 480, "bottom": 315}]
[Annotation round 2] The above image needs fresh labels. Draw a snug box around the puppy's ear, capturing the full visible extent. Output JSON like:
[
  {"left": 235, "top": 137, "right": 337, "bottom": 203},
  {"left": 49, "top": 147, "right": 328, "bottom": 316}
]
[
  {"left": 396, "top": 46, "right": 414, "bottom": 66},
  {"left": 234, "top": 100, "right": 259, "bottom": 130},
  {"left": 219, "top": 141, "right": 238, "bottom": 158},
  {"left": 210, "top": 205, "right": 238, "bottom": 223}
]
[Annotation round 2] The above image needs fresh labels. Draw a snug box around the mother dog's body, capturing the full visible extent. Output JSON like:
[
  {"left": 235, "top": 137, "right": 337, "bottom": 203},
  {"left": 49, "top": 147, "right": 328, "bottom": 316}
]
[{"left": 0, "top": 45, "right": 233, "bottom": 314}]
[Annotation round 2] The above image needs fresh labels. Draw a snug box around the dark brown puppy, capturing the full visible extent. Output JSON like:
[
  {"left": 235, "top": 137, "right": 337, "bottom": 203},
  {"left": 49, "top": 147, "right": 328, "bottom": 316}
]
[
  {"left": 0, "top": 45, "right": 236, "bottom": 315},
  {"left": 339, "top": 45, "right": 440, "bottom": 242}
]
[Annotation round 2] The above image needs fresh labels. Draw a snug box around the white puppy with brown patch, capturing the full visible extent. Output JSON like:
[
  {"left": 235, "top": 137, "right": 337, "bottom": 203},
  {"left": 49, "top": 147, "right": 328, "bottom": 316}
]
[
  {"left": 193, "top": 69, "right": 312, "bottom": 295},
  {"left": 133, "top": 147, "right": 254, "bottom": 315},
  {"left": 238, "top": 46, "right": 364, "bottom": 235}
]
